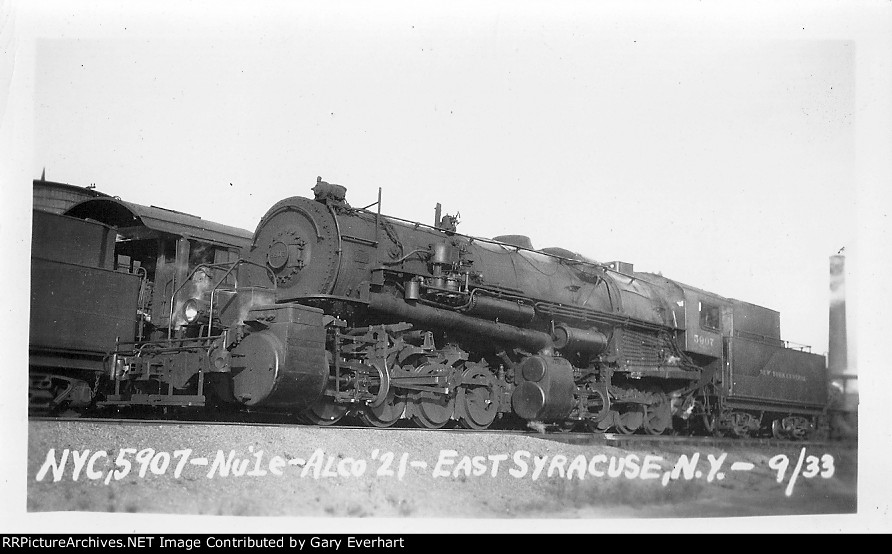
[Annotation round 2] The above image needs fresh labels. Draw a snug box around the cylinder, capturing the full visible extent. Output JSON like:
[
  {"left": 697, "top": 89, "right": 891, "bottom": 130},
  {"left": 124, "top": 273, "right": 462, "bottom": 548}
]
[
  {"left": 511, "top": 356, "right": 575, "bottom": 421},
  {"left": 521, "top": 356, "right": 547, "bottom": 382},
  {"left": 551, "top": 323, "right": 608, "bottom": 355}
]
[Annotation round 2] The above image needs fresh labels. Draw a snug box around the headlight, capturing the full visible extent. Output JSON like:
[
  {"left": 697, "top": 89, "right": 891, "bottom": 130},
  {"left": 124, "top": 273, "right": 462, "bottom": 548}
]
[{"left": 183, "top": 299, "right": 201, "bottom": 323}]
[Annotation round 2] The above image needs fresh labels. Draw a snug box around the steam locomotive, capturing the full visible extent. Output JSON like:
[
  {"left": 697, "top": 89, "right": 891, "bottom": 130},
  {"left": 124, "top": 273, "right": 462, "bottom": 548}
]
[{"left": 34, "top": 178, "right": 829, "bottom": 439}]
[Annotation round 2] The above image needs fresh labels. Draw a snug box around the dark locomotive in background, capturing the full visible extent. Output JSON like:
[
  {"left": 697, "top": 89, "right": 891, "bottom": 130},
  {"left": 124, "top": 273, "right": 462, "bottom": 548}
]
[{"left": 30, "top": 177, "right": 830, "bottom": 439}]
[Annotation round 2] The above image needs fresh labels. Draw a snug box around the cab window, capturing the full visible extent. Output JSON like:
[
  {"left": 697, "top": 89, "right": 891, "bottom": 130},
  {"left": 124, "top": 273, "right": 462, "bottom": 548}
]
[{"left": 699, "top": 301, "right": 721, "bottom": 331}]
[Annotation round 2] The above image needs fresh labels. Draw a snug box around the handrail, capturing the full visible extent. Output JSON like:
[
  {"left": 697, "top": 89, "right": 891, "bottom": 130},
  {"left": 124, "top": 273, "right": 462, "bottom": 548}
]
[
  {"left": 166, "top": 259, "right": 277, "bottom": 339},
  {"left": 205, "top": 259, "right": 277, "bottom": 340},
  {"left": 730, "top": 330, "right": 812, "bottom": 353}
]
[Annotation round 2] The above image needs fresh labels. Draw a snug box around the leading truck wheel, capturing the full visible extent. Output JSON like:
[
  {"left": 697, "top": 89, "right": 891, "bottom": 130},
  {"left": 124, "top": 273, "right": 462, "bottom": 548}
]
[{"left": 300, "top": 396, "right": 348, "bottom": 426}]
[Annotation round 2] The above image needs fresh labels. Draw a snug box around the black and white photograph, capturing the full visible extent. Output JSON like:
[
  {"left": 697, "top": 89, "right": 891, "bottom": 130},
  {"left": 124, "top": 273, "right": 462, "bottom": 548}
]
[{"left": 2, "top": 0, "right": 890, "bottom": 536}]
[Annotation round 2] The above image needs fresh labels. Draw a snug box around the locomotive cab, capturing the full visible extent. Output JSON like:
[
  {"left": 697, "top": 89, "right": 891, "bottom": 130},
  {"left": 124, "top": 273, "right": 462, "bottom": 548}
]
[
  {"left": 64, "top": 198, "right": 252, "bottom": 341},
  {"left": 58, "top": 197, "right": 254, "bottom": 410}
]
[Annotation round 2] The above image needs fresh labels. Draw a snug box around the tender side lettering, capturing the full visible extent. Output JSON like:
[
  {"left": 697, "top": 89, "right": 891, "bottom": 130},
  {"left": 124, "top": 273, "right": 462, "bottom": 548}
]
[{"left": 760, "top": 369, "right": 807, "bottom": 382}]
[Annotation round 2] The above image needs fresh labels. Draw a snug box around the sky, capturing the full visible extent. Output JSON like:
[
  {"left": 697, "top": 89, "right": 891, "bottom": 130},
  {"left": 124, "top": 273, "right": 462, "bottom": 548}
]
[
  {"left": 18, "top": 2, "right": 863, "bottom": 355},
  {"left": 2, "top": 0, "right": 892, "bottom": 533}
]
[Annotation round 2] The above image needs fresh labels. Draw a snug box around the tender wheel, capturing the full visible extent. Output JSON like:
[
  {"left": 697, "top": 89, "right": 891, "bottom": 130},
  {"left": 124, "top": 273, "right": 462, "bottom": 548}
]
[
  {"left": 614, "top": 405, "right": 644, "bottom": 435},
  {"left": 455, "top": 364, "right": 498, "bottom": 430},
  {"left": 643, "top": 392, "right": 672, "bottom": 435},
  {"left": 772, "top": 416, "right": 812, "bottom": 441},
  {"left": 300, "top": 395, "right": 349, "bottom": 426},
  {"left": 771, "top": 419, "right": 786, "bottom": 440},
  {"left": 728, "top": 412, "right": 752, "bottom": 438}
]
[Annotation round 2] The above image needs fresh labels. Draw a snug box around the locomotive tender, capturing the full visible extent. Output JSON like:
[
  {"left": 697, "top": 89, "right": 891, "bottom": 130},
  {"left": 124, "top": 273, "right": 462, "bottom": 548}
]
[
  {"left": 55, "top": 178, "right": 828, "bottom": 438},
  {"left": 29, "top": 196, "right": 252, "bottom": 413}
]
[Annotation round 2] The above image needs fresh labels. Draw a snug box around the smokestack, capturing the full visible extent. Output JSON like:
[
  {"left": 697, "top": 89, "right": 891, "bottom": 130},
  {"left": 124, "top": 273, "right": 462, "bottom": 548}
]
[
  {"left": 828, "top": 252, "right": 847, "bottom": 376},
  {"left": 828, "top": 249, "right": 858, "bottom": 435}
]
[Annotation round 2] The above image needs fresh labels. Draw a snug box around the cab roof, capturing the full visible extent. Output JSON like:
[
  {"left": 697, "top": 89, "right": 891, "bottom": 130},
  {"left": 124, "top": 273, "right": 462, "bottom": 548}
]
[{"left": 64, "top": 197, "right": 253, "bottom": 249}]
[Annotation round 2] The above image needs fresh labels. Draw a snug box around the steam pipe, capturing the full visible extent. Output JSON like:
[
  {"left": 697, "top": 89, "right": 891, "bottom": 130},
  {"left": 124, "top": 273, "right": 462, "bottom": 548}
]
[
  {"left": 551, "top": 323, "right": 608, "bottom": 354},
  {"left": 463, "top": 291, "right": 536, "bottom": 325},
  {"left": 368, "top": 292, "right": 553, "bottom": 352}
]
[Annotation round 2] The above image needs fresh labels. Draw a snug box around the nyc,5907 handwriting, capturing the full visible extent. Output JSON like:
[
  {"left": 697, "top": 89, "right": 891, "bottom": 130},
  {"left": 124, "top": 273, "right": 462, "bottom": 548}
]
[{"left": 35, "top": 446, "right": 835, "bottom": 497}]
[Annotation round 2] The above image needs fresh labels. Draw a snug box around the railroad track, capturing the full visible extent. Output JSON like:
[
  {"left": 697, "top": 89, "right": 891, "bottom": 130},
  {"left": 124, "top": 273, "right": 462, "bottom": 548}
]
[{"left": 29, "top": 415, "right": 850, "bottom": 449}]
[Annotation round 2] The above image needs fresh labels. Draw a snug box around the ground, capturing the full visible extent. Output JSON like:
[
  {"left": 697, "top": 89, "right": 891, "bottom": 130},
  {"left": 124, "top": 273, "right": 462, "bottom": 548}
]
[{"left": 23, "top": 420, "right": 858, "bottom": 531}]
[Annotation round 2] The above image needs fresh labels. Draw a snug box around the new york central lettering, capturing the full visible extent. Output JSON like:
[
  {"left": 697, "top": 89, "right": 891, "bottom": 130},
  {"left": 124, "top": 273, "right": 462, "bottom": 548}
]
[{"left": 759, "top": 369, "right": 807, "bottom": 382}]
